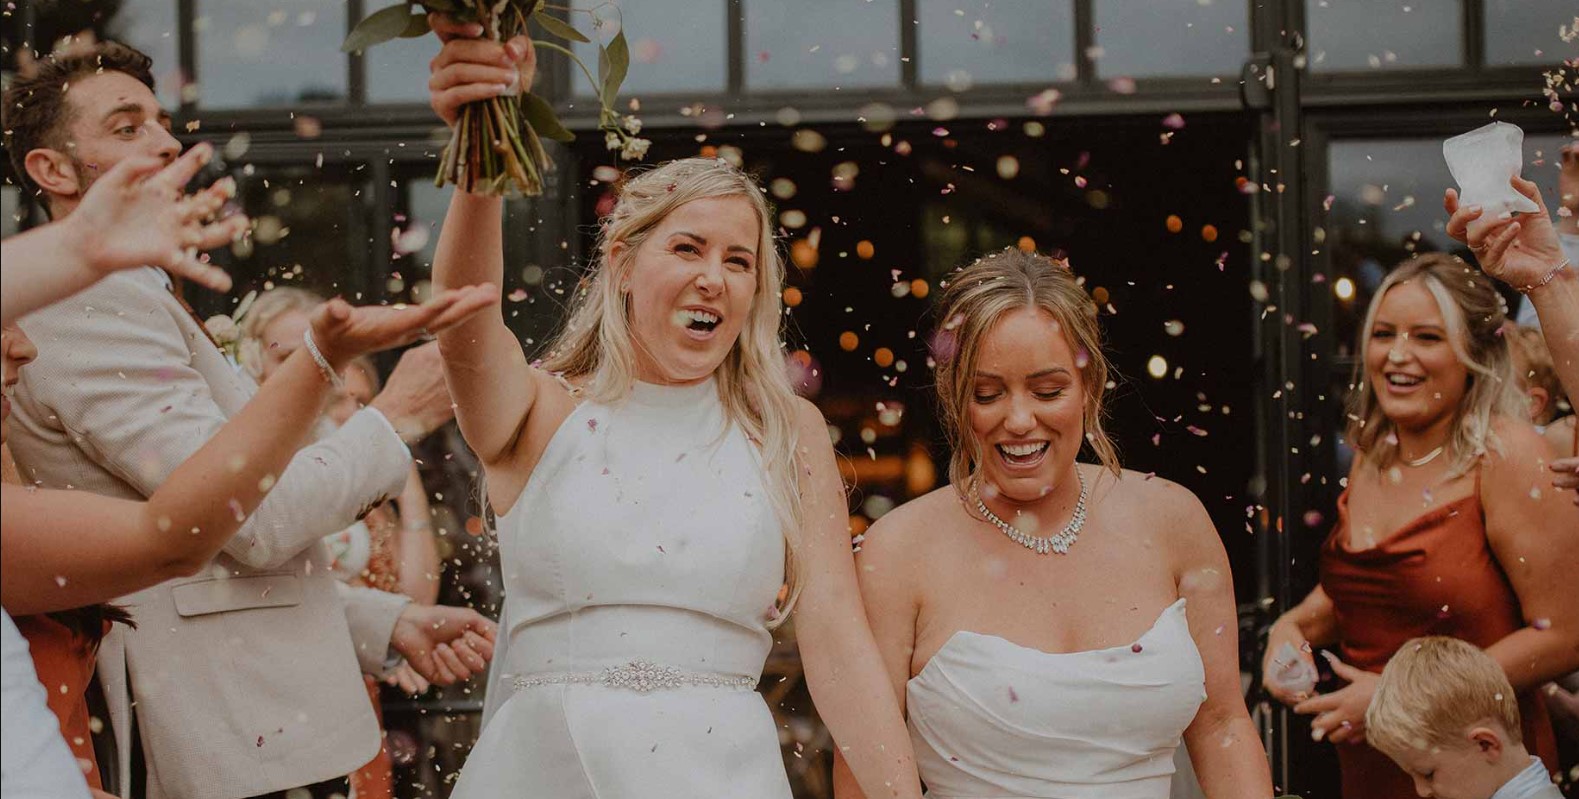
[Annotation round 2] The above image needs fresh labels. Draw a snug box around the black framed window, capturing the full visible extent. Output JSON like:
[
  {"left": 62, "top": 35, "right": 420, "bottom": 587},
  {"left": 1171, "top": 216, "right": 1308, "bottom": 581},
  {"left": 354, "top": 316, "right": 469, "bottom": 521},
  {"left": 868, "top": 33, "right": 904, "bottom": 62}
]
[
  {"left": 1304, "top": 0, "right": 1463, "bottom": 71},
  {"left": 193, "top": 0, "right": 348, "bottom": 109},
  {"left": 744, "top": 0, "right": 901, "bottom": 90},
  {"left": 916, "top": 1, "right": 1077, "bottom": 88},
  {"left": 569, "top": 0, "right": 728, "bottom": 97},
  {"left": 1091, "top": 0, "right": 1249, "bottom": 79},
  {"left": 366, "top": 32, "right": 442, "bottom": 104},
  {"left": 1483, "top": 0, "right": 1576, "bottom": 67}
]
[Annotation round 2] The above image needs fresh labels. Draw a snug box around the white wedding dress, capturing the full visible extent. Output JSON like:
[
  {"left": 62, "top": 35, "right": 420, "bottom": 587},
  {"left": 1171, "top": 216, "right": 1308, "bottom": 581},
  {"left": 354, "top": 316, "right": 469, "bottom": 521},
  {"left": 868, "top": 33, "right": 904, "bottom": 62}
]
[
  {"left": 907, "top": 598, "right": 1207, "bottom": 799},
  {"left": 453, "top": 378, "right": 794, "bottom": 799}
]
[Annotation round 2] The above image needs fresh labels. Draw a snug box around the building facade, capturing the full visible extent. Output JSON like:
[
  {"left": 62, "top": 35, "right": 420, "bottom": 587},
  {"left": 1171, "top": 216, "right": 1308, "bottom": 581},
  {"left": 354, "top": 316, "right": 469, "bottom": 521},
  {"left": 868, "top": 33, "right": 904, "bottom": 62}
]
[{"left": 3, "top": 1, "right": 1573, "bottom": 796}]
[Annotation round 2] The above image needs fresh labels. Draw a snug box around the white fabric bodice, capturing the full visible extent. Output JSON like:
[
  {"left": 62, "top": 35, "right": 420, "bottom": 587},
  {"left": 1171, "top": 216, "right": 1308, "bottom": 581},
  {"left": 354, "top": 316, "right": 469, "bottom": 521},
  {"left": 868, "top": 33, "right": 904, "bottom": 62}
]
[
  {"left": 907, "top": 598, "right": 1207, "bottom": 799},
  {"left": 492, "top": 377, "right": 785, "bottom": 682},
  {"left": 456, "top": 378, "right": 794, "bottom": 799}
]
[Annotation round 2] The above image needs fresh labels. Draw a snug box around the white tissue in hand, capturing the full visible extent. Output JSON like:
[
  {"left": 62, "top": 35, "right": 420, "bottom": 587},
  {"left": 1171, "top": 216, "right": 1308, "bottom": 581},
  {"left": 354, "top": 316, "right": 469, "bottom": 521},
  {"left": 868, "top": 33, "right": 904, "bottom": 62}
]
[
  {"left": 1270, "top": 642, "right": 1318, "bottom": 695},
  {"left": 1443, "top": 122, "right": 1540, "bottom": 216}
]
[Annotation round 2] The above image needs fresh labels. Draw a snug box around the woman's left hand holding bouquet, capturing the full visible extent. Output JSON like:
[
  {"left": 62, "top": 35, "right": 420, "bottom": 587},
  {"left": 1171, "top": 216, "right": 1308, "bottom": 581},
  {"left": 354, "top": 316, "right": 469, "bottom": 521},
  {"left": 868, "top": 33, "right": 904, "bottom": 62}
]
[{"left": 427, "top": 12, "right": 536, "bottom": 131}]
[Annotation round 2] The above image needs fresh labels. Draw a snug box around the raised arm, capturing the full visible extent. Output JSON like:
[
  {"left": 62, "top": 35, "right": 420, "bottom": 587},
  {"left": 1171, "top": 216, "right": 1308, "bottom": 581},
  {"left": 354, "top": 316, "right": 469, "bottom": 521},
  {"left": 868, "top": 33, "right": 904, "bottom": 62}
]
[
  {"left": 1, "top": 288, "right": 496, "bottom": 614},
  {"left": 788, "top": 399, "right": 923, "bottom": 799},
  {"left": 427, "top": 16, "right": 540, "bottom": 471},
  {"left": 1480, "top": 420, "right": 1579, "bottom": 690},
  {"left": 1447, "top": 176, "right": 1579, "bottom": 400},
  {"left": 0, "top": 144, "right": 244, "bottom": 326}
]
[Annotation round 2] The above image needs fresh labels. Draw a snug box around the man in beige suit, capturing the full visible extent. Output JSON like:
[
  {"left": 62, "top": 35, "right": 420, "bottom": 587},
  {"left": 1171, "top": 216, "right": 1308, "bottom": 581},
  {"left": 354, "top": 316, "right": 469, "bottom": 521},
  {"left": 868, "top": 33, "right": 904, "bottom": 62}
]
[{"left": 3, "top": 43, "right": 495, "bottom": 799}]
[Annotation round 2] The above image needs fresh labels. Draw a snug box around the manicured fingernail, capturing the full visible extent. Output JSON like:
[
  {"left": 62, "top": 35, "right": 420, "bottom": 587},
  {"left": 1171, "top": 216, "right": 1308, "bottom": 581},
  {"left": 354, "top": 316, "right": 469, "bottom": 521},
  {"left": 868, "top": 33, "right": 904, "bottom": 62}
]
[
  {"left": 1498, "top": 211, "right": 1513, "bottom": 220},
  {"left": 1312, "top": 728, "right": 1325, "bottom": 742},
  {"left": 1467, "top": 205, "right": 1482, "bottom": 213}
]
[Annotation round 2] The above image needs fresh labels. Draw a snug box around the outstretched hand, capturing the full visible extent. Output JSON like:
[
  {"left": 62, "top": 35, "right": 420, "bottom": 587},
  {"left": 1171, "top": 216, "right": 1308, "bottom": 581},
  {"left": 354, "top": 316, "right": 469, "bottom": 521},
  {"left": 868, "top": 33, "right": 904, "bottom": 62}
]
[
  {"left": 1445, "top": 176, "right": 1565, "bottom": 289},
  {"left": 310, "top": 283, "right": 498, "bottom": 367},
  {"left": 68, "top": 143, "right": 249, "bottom": 292}
]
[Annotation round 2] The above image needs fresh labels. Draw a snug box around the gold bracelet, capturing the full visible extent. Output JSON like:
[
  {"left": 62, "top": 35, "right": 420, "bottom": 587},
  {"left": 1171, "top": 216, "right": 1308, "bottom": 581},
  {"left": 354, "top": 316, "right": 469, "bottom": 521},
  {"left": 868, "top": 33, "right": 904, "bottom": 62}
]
[{"left": 1519, "top": 258, "right": 1572, "bottom": 294}]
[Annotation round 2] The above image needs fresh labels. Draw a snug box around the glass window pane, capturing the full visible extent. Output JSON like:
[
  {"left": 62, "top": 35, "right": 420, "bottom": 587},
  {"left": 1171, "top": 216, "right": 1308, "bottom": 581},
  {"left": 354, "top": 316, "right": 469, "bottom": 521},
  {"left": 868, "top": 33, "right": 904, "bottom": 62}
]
[
  {"left": 1484, "top": 0, "right": 1574, "bottom": 67},
  {"left": 746, "top": 0, "right": 900, "bottom": 90},
  {"left": 570, "top": 1, "right": 726, "bottom": 97},
  {"left": 367, "top": 33, "right": 440, "bottom": 104},
  {"left": 1323, "top": 132, "right": 1567, "bottom": 356},
  {"left": 107, "top": 2, "right": 182, "bottom": 108},
  {"left": 1093, "top": 0, "right": 1248, "bottom": 79},
  {"left": 1305, "top": 0, "right": 1462, "bottom": 72},
  {"left": 195, "top": 0, "right": 347, "bottom": 108},
  {"left": 918, "top": 0, "right": 1076, "bottom": 87},
  {"left": 189, "top": 164, "right": 372, "bottom": 319}
]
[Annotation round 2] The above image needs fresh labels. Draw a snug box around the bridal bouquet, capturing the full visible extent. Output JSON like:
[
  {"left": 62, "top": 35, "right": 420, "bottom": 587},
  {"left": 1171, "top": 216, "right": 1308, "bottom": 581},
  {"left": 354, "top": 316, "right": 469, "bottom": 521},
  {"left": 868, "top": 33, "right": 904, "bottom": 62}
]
[{"left": 344, "top": 0, "right": 648, "bottom": 196}]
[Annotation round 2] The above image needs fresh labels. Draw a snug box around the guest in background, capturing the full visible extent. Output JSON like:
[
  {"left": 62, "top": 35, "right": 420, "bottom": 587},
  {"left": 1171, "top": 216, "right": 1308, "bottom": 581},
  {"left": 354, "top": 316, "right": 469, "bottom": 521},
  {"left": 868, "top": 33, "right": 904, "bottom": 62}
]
[
  {"left": 1447, "top": 159, "right": 1579, "bottom": 506},
  {"left": 1263, "top": 254, "right": 1579, "bottom": 798},
  {"left": 1505, "top": 322, "right": 1577, "bottom": 456},
  {"left": 238, "top": 287, "right": 447, "bottom": 799},
  {"left": 2, "top": 40, "right": 494, "bottom": 799},
  {"left": 1367, "top": 637, "right": 1564, "bottom": 799}
]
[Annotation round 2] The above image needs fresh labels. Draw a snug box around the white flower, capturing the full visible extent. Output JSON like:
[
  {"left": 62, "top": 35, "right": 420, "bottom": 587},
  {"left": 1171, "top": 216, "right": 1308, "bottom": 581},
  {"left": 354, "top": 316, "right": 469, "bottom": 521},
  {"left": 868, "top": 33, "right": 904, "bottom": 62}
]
[
  {"left": 620, "top": 137, "right": 651, "bottom": 161},
  {"left": 204, "top": 314, "right": 239, "bottom": 345},
  {"left": 605, "top": 131, "right": 623, "bottom": 151},
  {"left": 621, "top": 115, "right": 643, "bottom": 135}
]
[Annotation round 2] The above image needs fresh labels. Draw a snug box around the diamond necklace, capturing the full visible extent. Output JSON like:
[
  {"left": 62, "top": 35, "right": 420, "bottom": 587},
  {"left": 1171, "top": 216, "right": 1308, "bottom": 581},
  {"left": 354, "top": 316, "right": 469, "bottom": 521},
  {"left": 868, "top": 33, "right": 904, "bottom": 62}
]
[{"left": 972, "top": 468, "right": 1089, "bottom": 555}]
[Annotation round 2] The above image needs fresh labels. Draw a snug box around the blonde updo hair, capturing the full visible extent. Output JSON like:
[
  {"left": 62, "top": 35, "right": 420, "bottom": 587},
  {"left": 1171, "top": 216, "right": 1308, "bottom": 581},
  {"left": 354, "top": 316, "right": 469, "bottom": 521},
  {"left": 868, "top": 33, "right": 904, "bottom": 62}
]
[
  {"left": 237, "top": 286, "right": 323, "bottom": 381},
  {"left": 540, "top": 158, "right": 805, "bottom": 621},
  {"left": 932, "top": 248, "right": 1122, "bottom": 496},
  {"left": 1347, "top": 253, "right": 1525, "bottom": 478}
]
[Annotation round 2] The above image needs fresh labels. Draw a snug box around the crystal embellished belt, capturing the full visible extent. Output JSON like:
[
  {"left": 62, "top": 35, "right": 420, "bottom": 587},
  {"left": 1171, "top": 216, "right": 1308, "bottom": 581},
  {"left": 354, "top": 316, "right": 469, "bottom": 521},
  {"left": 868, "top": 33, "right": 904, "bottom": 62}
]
[{"left": 509, "top": 660, "right": 758, "bottom": 693}]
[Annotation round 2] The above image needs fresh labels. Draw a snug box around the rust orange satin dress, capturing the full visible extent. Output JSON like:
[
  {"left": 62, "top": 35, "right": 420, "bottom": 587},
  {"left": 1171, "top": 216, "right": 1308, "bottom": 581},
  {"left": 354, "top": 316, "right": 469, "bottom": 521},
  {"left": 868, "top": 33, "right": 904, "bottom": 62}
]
[
  {"left": 13, "top": 614, "right": 105, "bottom": 790},
  {"left": 1319, "top": 477, "right": 1557, "bottom": 799}
]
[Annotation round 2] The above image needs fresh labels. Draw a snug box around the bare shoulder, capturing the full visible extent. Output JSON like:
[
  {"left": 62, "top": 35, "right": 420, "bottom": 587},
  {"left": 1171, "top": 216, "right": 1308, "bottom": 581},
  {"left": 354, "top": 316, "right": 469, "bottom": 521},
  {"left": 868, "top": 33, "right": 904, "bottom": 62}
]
[
  {"left": 1094, "top": 466, "right": 1211, "bottom": 526},
  {"left": 790, "top": 395, "right": 829, "bottom": 437},
  {"left": 863, "top": 487, "right": 959, "bottom": 555},
  {"left": 1484, "top": 414, "right": 1555, "bottom": 478},
  {"left": 855, "top": 486, "right": 958, "bottom": 590}
]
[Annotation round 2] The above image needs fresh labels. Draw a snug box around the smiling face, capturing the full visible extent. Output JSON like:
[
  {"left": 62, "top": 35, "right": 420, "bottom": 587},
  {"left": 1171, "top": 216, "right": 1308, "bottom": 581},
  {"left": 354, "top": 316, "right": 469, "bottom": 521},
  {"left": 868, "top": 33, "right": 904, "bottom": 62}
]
[
  {"left": 1364, "top": 280, "right": 1469, "bottom": 433},
  {"left": 616, "top": 195, "right": 762, "bottom": 385},
  {"left": 1, "top": 326, "right": 40, "bottom": 445},
  {"left": 966, "top": 307, "right": 1086, "bottom": 504}
]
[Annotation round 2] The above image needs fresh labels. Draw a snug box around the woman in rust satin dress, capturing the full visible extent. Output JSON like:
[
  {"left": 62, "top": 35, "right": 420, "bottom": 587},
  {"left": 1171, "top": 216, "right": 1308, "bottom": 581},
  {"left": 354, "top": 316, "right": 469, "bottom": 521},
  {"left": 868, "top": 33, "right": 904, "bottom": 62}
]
[{"left": 1262, "top": 254, "right": 1579, "bottom": 799}]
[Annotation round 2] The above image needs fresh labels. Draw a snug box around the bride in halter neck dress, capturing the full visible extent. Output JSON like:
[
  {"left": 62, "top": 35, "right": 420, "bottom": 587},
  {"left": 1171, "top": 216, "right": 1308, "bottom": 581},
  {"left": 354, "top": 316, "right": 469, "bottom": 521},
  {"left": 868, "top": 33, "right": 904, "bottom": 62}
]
[
  {"left": 834, "top": 249, "right": 1272, "bottom": 799},
  {"left": 423, "top": 20, "right": 924, "bottom": 799}
]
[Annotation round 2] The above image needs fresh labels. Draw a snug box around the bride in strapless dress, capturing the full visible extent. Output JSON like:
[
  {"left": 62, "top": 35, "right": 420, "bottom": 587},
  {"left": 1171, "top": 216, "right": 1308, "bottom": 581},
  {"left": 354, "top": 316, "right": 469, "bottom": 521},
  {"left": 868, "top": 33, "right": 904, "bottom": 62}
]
[
  {"left": 424, "top": 26, "right": 923, "bottom": 797},
  {"left": 834, "top": 249, "right": 1272, "bottom": 799}
]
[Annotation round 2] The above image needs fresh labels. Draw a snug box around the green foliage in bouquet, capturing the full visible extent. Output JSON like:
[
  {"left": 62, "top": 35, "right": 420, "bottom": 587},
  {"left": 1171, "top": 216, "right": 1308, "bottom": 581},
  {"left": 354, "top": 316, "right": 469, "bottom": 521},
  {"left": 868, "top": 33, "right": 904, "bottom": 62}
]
[{"left": 344, "top": 0, "right": 647, "bottom": 197}]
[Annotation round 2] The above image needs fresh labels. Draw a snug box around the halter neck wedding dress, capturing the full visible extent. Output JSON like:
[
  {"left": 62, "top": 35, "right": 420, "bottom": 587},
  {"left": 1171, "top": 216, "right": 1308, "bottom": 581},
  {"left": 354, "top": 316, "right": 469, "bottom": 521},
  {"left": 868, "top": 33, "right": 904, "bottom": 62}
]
[{"left": 453, "top": 378, "right": 793, "bottom": 799}]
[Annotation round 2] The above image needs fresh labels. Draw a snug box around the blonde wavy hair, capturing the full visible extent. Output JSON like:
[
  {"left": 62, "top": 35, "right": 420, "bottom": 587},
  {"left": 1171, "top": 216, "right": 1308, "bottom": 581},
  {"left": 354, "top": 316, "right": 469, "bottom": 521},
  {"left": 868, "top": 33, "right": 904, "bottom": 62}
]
[
  {"left": 932, "top": 247, "right": 1122, "bottom": 497},
  {"left": 1366, "top": 636, "right": 1523, "bottom": 758},
  {"left": 237, "top": 286, "right": 323, "bottom": 381},
  {"left": 541, "top": 158, "right": 805, "bottom": 622},
  {"left": 1347, "top": 254, "right": 1524, "bottom": 478}
]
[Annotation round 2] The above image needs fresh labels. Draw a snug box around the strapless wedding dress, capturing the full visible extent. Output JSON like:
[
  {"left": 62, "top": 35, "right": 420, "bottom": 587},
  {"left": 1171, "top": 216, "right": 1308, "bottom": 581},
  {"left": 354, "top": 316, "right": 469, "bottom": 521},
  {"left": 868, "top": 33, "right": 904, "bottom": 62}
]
[
  {"left": 453, "top": 378, "right": 793, "bottom": 799},
  {"left": 908, "top": 598, "right": 1206, "bottom": 799}
]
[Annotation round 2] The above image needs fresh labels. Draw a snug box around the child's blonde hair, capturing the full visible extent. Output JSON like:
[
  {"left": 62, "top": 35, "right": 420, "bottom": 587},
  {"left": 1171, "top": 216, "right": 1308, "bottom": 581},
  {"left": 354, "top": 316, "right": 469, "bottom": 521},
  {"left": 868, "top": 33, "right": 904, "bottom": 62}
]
[
  {"left": 1366, "top": 636, "right": 1523, "bottom": 759},
  {"left": 1504, "top": 323, "right": 1569, "bottom": 425}
]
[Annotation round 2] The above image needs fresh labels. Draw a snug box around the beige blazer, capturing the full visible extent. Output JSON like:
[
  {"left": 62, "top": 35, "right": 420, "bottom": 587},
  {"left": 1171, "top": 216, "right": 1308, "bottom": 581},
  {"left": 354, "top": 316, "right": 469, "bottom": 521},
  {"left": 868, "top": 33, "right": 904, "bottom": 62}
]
[{"left": 8, "top": 269, "right": 413, "bottom": 799}]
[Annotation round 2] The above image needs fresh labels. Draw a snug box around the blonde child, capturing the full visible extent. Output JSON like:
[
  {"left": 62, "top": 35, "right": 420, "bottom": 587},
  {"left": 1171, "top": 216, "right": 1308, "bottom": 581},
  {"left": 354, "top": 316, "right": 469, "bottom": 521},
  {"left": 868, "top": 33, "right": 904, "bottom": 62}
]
[{"left": 1366, "top": 636, "right": 1562, "bottom": 799}]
